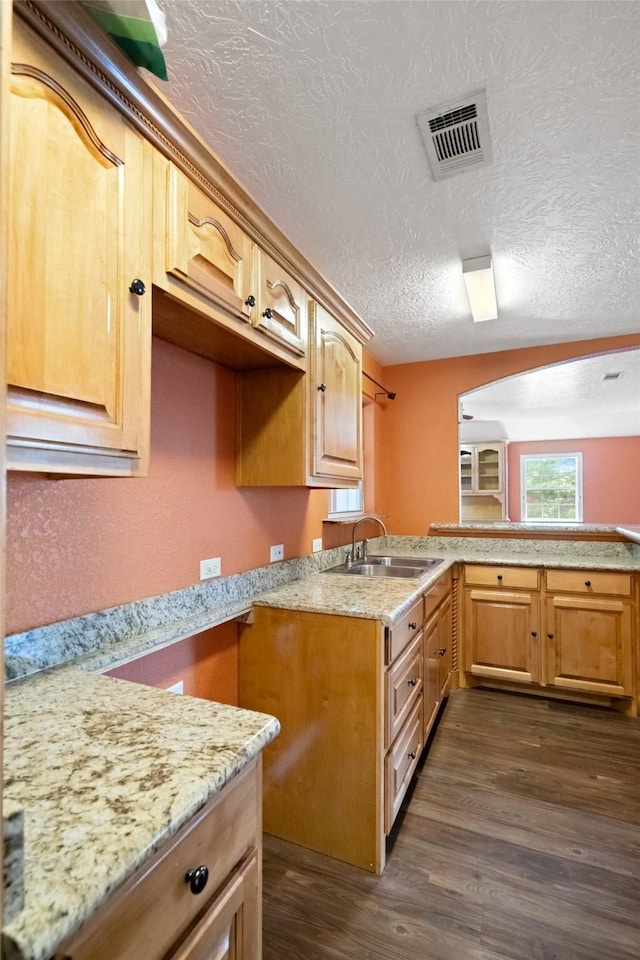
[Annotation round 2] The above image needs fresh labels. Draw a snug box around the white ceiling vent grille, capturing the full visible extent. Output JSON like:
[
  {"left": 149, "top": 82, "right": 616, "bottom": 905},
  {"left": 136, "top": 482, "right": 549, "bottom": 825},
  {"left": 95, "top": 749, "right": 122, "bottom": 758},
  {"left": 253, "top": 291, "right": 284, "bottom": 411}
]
[
  {"left": 417, "top": 89, "right": 493, "bottom": 181},
  {"left": 602, "top": 372, "right": 623, "bottom": 381}
]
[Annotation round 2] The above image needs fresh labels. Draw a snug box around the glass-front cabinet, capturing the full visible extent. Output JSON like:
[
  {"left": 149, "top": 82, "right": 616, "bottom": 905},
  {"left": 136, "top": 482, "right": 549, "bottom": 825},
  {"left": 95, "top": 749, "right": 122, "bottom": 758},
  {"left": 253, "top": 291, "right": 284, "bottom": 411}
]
[{"left": 459, "top": 443, "right": 508, "bottom": 521}]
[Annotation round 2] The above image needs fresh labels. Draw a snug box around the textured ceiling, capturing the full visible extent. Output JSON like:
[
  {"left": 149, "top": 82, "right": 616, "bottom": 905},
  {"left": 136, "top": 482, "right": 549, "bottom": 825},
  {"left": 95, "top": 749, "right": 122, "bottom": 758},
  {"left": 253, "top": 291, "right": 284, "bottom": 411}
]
[
  {"left": 158, "top": 0, "right": 640, "bottom": 366},
  {"left": 460, "top": 348, "right": 640, "bottom": 441}
]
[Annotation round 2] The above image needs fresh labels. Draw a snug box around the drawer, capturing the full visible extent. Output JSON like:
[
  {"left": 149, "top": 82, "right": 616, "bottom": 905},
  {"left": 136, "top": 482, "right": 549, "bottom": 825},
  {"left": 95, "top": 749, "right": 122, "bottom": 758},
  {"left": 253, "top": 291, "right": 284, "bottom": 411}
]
[
  {"left": 424, "top": 567, "right": 452, "bottom": 619},
  {"left": 545, "top": 568, "right": 632, "bottom": 597},
  {"left": 386, "top": 596, "right": 424, "bottom": 663},
  {"left": 464, "top": 564, "right": 539, "bottom": 590},
  {"left": 386, "top": 630, "right": 423, "bottom": 748},
  {"left": 56, "top": 760, "right": 259, "bottom": 960},
  {"left": 384, "top": 696, "right": 423, "bottom": 833}
]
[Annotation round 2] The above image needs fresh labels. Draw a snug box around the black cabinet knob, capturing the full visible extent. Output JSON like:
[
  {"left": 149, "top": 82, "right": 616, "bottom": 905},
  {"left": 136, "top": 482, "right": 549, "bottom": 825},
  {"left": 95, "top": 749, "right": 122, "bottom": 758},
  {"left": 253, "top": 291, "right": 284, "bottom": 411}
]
[
  {"left": 531, "top": 631, "right": 537, "bottom": 637},
  {"left": 547, "top": 633, "right": 554, "bottom": 640},
  {"left": 408, "top": 621, "right": 417, "bottom": 630},
  {"left": 129, "top": 278, "right": 146, "bottom": 296},
  {"left": 408, "top": 751, "right": 416, "bottom": 760},
  {"left": 317, "top": 383, "right": 326, "bottom": 392},
  {"left": 262, "top": 307, "right": 273, "bottom": 319},
  {"left": 496, "top": 574, "right": 503, "bottom": 581},
  {"left": 407, "top": 678, "right": 418, "bottom": 687},
  {"left": 244, "top": 295, "right": 256, "bottom": 307},
  {"left": 185, "top": 865, "right": 209, "bottom": 895},
  {"left": 584, "top": 580, "right": 592, "bottom": 587},
  {"left": 438, "top": 647, "right": 446, "bottom": 657}
]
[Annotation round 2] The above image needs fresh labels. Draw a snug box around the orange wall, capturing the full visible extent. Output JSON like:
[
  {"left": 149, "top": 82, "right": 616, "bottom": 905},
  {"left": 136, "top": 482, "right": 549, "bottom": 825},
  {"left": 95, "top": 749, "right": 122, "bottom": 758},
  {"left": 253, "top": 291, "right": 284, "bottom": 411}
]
[
  {"left": 6, "top": 338, "right": 330, "bottom": 635},
  {"left": 376, "top": 333, "right": 640, "bottom": 532},
  {"left": 106, "top": 622, "right": 238, "bottom": 705},
  {"left": 507, "top": 437, "right": 640, "bottom": 524}
]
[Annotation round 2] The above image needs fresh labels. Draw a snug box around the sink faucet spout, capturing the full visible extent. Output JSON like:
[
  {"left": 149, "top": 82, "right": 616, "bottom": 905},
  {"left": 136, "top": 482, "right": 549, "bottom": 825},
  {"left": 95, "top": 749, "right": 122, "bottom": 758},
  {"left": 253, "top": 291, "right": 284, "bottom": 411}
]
[{"left": 349, "top": 515, "right": 388, "bottom": 564}]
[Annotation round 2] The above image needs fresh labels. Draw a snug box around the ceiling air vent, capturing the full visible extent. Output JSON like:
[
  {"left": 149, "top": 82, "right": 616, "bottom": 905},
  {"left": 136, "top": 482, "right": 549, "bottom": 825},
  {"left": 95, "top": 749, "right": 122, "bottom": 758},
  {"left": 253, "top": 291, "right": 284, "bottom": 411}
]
[
  {"left": 602, "top": 372, "right": 623, "bottom": 381},
  {"left": 416, "top": 89, "right": 493, "bottom": 181}
]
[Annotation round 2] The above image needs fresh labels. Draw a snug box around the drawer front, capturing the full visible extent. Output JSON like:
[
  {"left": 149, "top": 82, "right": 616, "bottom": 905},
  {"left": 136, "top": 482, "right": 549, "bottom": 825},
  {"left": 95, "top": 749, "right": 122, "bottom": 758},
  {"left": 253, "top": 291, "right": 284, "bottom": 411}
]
[
  {"left": 424, "top": 568, "right": 452, "bottom": 619},
  {"left": 384, "top": 697, "right": 423, "bottom": 833},
  {"left": 386, "top": 630, "right": 423, "bottom": 748},
  {"left": 387, "top": 596, "right": 424, "bottom": 663},
  {"left": 57, "top": 761, "right": 259, "bottom": 960},
  {"left": 545, "top": 568, "right": 632, "bottom": 597},
  {"left": 464, "top": 564, "right": 539, "bottom": 590}
]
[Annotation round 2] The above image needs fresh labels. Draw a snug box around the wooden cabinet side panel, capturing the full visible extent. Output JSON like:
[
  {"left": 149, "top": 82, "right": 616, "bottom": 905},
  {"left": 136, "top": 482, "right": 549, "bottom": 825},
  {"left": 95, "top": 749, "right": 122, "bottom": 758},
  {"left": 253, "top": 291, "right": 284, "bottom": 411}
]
[
  {"left": 236, "top": 367, "right": 306, "bottom": 485},
  {"left": 239, "top": 607, "right": 384, "bottom": 872}
]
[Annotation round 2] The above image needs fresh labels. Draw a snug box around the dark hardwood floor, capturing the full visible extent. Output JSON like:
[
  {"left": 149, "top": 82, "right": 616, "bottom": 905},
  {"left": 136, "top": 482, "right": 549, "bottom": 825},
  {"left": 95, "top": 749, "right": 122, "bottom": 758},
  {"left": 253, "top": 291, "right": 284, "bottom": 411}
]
[{"left": 262, "top": 688, "right": 640, "bottom": 960}]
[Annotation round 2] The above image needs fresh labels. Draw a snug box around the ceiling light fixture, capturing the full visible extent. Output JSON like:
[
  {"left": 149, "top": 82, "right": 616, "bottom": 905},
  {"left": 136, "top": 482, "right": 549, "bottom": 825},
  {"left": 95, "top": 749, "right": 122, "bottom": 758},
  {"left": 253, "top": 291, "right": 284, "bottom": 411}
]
[{"left": 462, "top": 255, "right": 498, "bottom": 322}]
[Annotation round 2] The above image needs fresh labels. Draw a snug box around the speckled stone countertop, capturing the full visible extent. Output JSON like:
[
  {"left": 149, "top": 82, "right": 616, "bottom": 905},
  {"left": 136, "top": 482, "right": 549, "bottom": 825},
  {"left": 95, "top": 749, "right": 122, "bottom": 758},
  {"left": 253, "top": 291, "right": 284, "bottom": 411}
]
[
  {"left": 2, "top": 667, "right": 280, "bottom": 960},
  {"left": 253, "top": 535, "right": 640, "bottom": 622}
]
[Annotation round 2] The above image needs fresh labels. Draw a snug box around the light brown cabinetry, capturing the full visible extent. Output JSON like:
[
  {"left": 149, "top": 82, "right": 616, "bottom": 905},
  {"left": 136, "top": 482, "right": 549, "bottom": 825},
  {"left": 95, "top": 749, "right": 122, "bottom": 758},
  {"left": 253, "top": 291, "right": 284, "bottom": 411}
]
[
  {"left": 7, "top": 18, "right": 152, "bottom": 476},
  {"left": 459, "top": 443, "right": 508, "bottom": 521},
  {"left": 544, "top": 570, "right": 634, "bottom": 698},
  {"left": 462, "top": 563, "right": 636, "bottom": 706},
  {"left": 153, "top": 159, "right": 307, "bottom": 370},
  {"left": 239, "top": 572, "right": 453, "bottom": 873},
  {"left": 424, "top": 570, "right": 453, "bottom": 738},
  {"left": 55, "top": 760, "right": 261, "bottom": 960},
  {"left": 463, "top": 565, "right": 541, "bottom": 685},
  {"left": 236, "top": 301, "right": 362, "bottom": 487}
]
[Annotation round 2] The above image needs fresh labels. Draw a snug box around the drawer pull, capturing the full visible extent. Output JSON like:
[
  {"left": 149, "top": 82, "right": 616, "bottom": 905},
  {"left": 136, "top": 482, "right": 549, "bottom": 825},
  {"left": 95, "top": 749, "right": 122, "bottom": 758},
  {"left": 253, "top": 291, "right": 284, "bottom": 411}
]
[
  {"left": 262, "top": 307, "right": 273, "bottom": 319},
  {"left": 407, "top": 677, "right": 418, "bottom": 687},
  {"left": 408, "top": 621, "right": 417, "bottom": 630},
  {"left": 128, "top": 277, "right": 146, "bottom": 296},
  {"left": 244, "top": 295, "right": 256, "bottom": 307},
  {"left": 547, "top": 633, "right": 554, "bottom": 640},
  {"left": 185, "top": 865, "right": 209, "bottom": 895},
  {"left": 408, "top": 751, "right": 416, "bottom": 760},
  {"left": 585, "top": 580, "right": 592, "bottom": 587},
  {"left": 496, "top": 574, "right": 503, "bottom": 581},
  {"left": 438, "top": 647, "right": 446, "bottom": 657}
]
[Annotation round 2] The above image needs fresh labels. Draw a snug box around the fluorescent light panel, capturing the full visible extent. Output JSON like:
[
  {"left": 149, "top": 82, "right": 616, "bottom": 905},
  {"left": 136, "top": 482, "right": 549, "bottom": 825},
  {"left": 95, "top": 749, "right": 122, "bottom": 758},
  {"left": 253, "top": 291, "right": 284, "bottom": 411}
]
[{"left": 463, "top": 255, "right": 497, "bottom": 322}]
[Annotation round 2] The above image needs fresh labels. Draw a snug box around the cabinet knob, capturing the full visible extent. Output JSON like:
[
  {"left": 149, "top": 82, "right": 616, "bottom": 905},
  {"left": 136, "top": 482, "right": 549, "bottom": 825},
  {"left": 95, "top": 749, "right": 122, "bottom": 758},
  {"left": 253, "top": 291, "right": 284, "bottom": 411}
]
[
  {"left": 129, "top": 278, "right": 146, "bottom": 296},
  {"left": 531, "top": 631, "right": 537, "bottom": 637},
  {"left": 584, "top": 580, "right": 592, "bottom": 587},
  {"left": 407, "top": 677, "right": 418, "bottom": 687},
  {"left": 244, "top": 295, "right": 256, "bottom": 307},
  {"left": 408, "top": 751, "right": 416, "bottom": 760},
  {"left": 496, "top": 574, "right": 503, "bottom": 581},
  {"left": 547, "top": 633, "right": 554, "bottom": 640},
  {"left": 262, "top": 307, "right": 273, "bottom": 319},
  {"left": 317, "top": 383, "right": 326, "bottom": 392},
  {"left": 185, "top": 865, "right": 209, "bottom": 895},
  {"left": 408, "top": 621, "right": 417, "bottom": 630},
  {"left": 438, "top": 647, "right": 446, "bottom": 657}
]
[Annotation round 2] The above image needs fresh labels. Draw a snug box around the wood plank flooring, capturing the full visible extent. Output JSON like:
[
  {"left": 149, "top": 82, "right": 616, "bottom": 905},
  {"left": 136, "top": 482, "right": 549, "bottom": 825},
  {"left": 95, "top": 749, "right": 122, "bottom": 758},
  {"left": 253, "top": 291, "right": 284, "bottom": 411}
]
[{"left": 261, "top": 688, "right": 640, "bottom": 960}]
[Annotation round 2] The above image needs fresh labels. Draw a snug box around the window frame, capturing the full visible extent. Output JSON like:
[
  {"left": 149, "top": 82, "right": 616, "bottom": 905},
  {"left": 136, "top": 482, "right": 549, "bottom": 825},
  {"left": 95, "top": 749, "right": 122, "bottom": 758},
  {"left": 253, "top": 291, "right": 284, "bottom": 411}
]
[
  {"left": 327, "top": 484, "right": 364, "bottom": 520},
  {"left": 520, "top": 452, "right": 583, "bottom": 523}
]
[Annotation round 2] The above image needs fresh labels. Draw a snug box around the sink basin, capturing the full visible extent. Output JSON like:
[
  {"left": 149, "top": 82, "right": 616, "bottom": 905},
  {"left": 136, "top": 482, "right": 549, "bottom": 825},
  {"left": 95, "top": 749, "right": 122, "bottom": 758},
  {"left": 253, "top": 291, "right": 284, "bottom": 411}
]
[{"left": 322, "top": 556, "right": 443, "bottom": 579}]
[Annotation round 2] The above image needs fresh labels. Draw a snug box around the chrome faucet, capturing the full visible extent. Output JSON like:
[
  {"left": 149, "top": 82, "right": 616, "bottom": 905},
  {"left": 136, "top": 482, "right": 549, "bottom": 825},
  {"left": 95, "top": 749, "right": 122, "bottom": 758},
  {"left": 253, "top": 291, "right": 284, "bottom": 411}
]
[{"left": 348, "top": 515, "right": 388, "bottom": 565}]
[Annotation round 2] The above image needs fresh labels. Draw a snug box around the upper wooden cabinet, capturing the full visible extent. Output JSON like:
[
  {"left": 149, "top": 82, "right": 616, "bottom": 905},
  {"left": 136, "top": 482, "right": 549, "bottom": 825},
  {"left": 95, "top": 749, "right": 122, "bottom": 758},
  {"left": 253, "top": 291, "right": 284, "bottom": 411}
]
[
  {"left": 153, "top": 159, "right": 307, "bottom": 370},
  {"left": 237, "top": 301, "right": 362, "bottom": 487},
  {"left": 7, "top": 18, "right": 152, "bottom": 476},
  {"left": 459, "top": 443, "right": 508, "bottom": 521},
  {"left": 310, "top": 303, "right": 362, "bottom": 483}
]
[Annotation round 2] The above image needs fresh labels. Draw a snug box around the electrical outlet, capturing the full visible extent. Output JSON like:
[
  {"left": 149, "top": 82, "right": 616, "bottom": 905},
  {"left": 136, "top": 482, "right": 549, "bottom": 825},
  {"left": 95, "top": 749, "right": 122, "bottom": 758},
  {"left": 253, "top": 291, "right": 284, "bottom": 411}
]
[
  {"left": 270, "top": 543, "right": 284, "bottom": 563},
  {"left": 166, "top": 681, "right": 184, "bottom": 695},
  {"left": 200, "top": 557, "right": 221, "bottom": 580},
  {"left": 312, "top": 538, "right": 323, "bottom": 553}
]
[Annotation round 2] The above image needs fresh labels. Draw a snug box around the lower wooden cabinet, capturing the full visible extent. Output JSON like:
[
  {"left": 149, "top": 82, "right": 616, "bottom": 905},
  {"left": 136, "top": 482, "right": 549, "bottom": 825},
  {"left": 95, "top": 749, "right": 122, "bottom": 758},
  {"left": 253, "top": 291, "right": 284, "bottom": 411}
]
[
  {"left": 462, "top": 564, "right": 636, "bottom": 706},
  {"left": 54, "top": 760, "right": 262, "bottom": 960},
  {"left": 238, "top": 571, "right": 454, "bottom": 874}
]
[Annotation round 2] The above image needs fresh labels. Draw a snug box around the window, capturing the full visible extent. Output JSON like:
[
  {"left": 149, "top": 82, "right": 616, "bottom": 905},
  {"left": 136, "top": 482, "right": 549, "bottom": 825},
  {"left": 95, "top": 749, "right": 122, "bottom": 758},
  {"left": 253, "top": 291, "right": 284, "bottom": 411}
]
[
  {"left": 328, "top": 485, "right": 363, "bottom": 519},
  {"left": 520, "top": 454, "right": 583, "bottom": 522}
]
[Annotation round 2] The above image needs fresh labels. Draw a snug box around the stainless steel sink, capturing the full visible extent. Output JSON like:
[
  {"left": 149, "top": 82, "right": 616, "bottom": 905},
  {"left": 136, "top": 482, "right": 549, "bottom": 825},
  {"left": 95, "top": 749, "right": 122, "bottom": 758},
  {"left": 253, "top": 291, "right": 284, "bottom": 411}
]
[{"left": 322, "top": 556, "right": 443, "bottom": 579}]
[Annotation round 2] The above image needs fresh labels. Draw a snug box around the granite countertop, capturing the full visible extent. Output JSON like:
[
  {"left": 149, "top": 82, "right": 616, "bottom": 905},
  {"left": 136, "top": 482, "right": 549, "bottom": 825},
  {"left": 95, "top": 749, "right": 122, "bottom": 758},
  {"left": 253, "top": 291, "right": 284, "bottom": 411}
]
[{"left": 2, "top": 667, "right": 280, "bottom": 960}]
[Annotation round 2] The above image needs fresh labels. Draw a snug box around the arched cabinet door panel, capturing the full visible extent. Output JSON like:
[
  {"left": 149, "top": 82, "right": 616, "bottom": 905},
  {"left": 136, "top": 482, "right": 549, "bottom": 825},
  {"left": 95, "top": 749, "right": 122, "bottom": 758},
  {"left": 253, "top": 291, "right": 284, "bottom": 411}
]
[{"left": 7, "top": 19, "right": 151, "bottom": 475}]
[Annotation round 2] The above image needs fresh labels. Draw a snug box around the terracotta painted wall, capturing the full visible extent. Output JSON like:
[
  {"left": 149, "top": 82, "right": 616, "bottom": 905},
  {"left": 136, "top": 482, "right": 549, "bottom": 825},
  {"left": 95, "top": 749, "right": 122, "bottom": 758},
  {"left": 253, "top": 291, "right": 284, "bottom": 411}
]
[
  {"left": 376, "top": 333, "right": 640, "bottom": 533},
  {"left": 507, "top": 437, "right": 640, "bottom": 524},
  {"left": 6, "top": 338, "right": 331, "bottom": 636}
]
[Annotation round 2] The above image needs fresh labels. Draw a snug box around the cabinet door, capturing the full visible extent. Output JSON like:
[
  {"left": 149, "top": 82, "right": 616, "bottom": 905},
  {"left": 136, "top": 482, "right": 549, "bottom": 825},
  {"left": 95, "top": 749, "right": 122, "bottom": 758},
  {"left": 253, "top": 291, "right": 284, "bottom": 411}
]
[
  {"left": 7, "top": 21, "right": 151, "bottom": 475},
  {"left": 164, "top": 163, "right": 254, "bottom": 323},
  {"left": 310, "top": 302, "right": 362, "bottom": 482},
  {"left": 545, "top": 595, "right": 633, "bottom": 697},
  {"left": 464, "top": 587, "right": 540, "bottom": 684},
  {"left": 169, "top": 855, "right": 259, "bottom": 960},
  {"left": 255, "top": 249, "right": 307, "bottom": 361}
]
